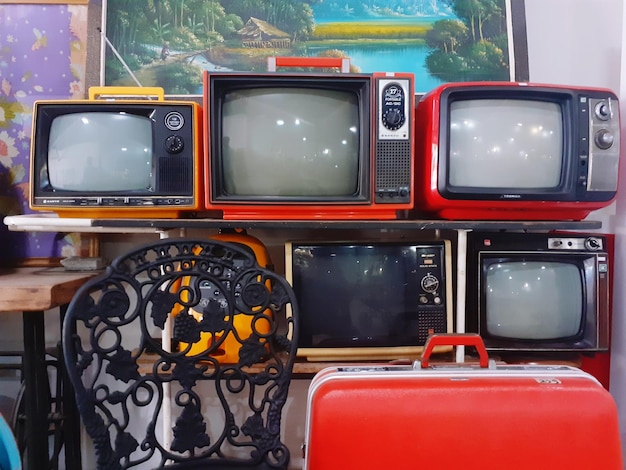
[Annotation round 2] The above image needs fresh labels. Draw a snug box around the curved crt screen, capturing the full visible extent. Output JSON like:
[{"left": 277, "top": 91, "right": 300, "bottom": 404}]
[
  {"left": 48, "top": 112, "right": 153, "bottom": 191},
  {"left": 221, "top": 88, "right": 360, "bottom": 197},
  {"left": 485, "top": 260, "right": 583, "bottom": 340},
  {"left": 449, "top": 99, "right": 563, "bottom": 189},
  {"left": 292, "top": 244, "right": 425, "bottom": 347}
]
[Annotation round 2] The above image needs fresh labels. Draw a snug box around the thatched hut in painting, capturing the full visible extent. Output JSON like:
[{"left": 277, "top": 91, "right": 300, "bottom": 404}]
[{"left": 237, "top": 17, "right": 291, "bottom": 48}]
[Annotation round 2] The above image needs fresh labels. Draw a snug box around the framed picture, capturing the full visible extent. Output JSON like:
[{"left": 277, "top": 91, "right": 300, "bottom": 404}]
[{"left": 101, "top": 0, "right": 528, "bottom": 96}]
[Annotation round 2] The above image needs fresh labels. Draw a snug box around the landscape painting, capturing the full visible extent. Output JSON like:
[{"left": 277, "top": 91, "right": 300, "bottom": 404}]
[{"left": 103, "top": 0, "right": 524, "bottom": 95}]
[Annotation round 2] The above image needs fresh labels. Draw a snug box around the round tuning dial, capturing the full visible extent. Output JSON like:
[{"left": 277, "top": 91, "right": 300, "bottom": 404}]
[
  {"left": 584, "top": 237, "right": 602, "bottom": 251},
  {"left": 594, "top": 101, "right": 611, "bottom": 121},
  {"left": 421, "top": 274, "right": 440, "bottom": 293},
  {"left": 383, "top": 109, "right": 404, "bottom": 130},
  {"left": 165, "top": 135, "right": 185, "bottom": 154},
  {"left": 594, "top": 129, "right": 614, "bottom": 150}
]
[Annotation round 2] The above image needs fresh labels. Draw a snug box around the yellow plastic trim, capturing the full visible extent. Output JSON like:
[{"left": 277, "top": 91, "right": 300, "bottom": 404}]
[{"left": 88, "top": 86, "right": 165, "bottom": 101}]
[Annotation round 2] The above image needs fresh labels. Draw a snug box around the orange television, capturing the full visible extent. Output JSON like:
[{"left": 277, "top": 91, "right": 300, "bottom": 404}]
[
  {"left": 29, "top": 87, "right": 204, "bottom": 218},
  {"left": 203, "top": 67, "right": 415, "bottom": 220}
]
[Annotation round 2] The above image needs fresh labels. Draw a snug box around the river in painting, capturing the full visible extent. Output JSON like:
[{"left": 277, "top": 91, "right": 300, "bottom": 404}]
[{"left": 305, "top": 43, "right": 444, "bottom": 93}]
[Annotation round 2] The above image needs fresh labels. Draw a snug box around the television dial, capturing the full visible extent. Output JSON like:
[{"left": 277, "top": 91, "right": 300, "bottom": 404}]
[
  {"left": 383, "top": 109, "right": 404, "bottom": 129},
  {"left": 380, "top": 82, "right": 406, "bottom": 131},
  {"left": 421, "top": 274, "right": 439, "bottom": 293},
  {"left": 165, "top": 135, "right": 185, "bottom": 154},
  {"left": 594, "top": 101, "right": 611, "bottom": 121},
  {"left": 584, "top": 237, "right": 603, "bottom": 251},
  {"left": 594, "top": 129, "right": 614, "bottom": 150}
]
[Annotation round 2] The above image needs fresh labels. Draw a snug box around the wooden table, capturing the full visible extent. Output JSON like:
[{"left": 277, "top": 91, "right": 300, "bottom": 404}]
[{"left": 0, "top": 267, "right": 98, "bottom": 470}]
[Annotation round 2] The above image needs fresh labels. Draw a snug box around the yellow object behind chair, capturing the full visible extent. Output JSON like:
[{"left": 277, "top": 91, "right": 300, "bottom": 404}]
[{"left": 175, "top": 229, "right": 274, "bottom": 363}]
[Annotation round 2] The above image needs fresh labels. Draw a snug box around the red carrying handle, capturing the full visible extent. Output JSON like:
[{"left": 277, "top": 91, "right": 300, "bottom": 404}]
[
  {"left": 420, "top": 333, "right": 490, "bottom": 369},
  {"left": 267, "top": 56, "right": 351, "bottom": 73}
]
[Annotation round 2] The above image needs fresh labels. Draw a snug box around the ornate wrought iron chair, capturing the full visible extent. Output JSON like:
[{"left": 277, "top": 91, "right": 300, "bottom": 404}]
[{"left": 62, "top": 238, "right": 298, "bottom": 469}]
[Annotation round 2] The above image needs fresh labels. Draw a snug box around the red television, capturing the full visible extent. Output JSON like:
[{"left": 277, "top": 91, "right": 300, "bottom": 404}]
[
  {"left": 203, "top": 70, "right": 414, "bottom": 220},
  {"left": 413, "top": 82, "right": 620, "bottom": 220}
]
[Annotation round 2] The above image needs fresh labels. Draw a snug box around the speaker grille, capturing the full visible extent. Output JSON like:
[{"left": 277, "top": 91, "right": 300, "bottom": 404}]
[
  {"left": 375, "top": 140, "right": 411, "bottom": 189},
  {"left": 417, "top": 312, "right": 449, "bottom": 344},
  {"left": 158, "top": 156, "right": 192, "bottom": 194}
]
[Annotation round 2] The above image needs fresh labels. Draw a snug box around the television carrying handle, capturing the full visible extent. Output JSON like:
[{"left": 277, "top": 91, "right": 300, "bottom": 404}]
[
  {"left": 267, "top": 56, "right": 350, "bottom": 73},
  {"left": 88, "top": 86, "right": 165, "bottom": 101}
]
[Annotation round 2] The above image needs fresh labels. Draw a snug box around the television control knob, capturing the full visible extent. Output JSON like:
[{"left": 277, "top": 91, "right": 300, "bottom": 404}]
[
  {"left": 594, "top": 129, "right": 614, "bottom": 150},
  {"left": 585, "top": 237, "right": 602, "bottom": 250},
  {"left": 594, "top": 101, "right": 611, "bottom": 121},
  {"left": 383, "top": 109, "right": 404, "bottom": 130},
  {"left": 165, "top": 135, "right": 185, "bottom": 154},
  {"left": 421, "top": 274, "right": 439, "bottom": 293}
]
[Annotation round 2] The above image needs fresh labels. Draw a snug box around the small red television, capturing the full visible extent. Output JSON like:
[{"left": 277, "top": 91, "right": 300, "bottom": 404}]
[
  {"left": 29, "top": 87, "right": 204, "bottom": 218},
  {"left": 413, "top": 82, "right": 620, "bottom": 220},
  {"left": 203, "top": 70, "right": 414, "bottom": 220}
]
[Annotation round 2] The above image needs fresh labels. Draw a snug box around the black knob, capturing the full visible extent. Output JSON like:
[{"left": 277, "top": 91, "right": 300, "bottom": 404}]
[
  {"left": 165, "top": 135, "right": 184, "bottom": 154},
  {"left": 383, "top": 109, "right": 405, "bottom": 130}
]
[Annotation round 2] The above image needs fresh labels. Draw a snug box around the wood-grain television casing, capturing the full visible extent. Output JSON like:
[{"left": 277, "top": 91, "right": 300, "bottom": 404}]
[{"left": 465, "top": 231, "right": 611, "bottom": 353}]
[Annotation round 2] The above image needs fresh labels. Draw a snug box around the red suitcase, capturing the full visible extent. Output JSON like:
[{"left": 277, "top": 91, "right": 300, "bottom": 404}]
[{"left": 303, "top": 334, "right": 623, "bottom": 470}]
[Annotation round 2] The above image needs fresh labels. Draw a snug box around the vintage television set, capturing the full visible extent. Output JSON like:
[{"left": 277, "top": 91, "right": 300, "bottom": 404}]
[
  {"left": 465, "top": 231, "right": 611, "bottom": 353},
  {"left": 203, "top": 70, "right": 414, "bottom": 220},
  {"left": 29, "top": 87, "right": 203, "bottom": 218},
  {"left": 413, "top": 82, "right": 620, "bottom": 220},
  {"left": 285, "top": 239, "right": 453, "bottom": 361}
]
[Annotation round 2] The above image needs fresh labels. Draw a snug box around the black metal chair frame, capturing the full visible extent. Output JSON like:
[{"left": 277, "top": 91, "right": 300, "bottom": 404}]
[{"left": 62, "top": 238, "right": 298, "bottom": 469}]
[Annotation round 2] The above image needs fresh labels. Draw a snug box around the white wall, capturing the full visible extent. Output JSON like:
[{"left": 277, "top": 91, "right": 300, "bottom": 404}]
[
  {"left": 525, "top": 0, "right": 626, "bottom": 462},
  {"left": 525, "top": 0, "right": 623, "bottom": 232}
]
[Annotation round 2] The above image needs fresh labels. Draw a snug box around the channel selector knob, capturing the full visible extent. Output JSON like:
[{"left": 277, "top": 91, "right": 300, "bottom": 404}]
[
  {"left": 594, "top": 129, "right": 614, "bottom": 150},
  {"left": 421, "top": 274, "right": 440, "bottom": 293}
]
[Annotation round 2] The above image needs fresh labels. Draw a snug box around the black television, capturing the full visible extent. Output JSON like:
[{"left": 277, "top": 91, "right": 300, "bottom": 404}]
[
  {"left": 29, "top": 91, "right": 203, "bottom": 218},
  {"left": 285, "top": 239, "right": 453, "bottom": 361},
  {"left": 465, "top": 231, "right": 611, "bottom": 352}
]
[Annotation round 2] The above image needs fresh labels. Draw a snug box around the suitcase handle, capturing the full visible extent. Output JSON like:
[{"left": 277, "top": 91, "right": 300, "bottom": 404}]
[
  {"left": 420, "top": 333, "right": 490, "bottom": 368},
  {"left": 267, "top": 56, "right": 351, "bottom": 73}
]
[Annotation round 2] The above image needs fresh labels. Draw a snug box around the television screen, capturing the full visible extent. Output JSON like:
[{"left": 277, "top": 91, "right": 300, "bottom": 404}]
[
  {"left": 47, "top": 112, "right": 153, "bottom": 192},
  {"left": 286, "top": 240, "right": 452, "bottom": 360},
  {"left": 449, "top": 99, "right": 563, "bottom": 189},
  {"left": 484, "top": 260, "right": 582, "bottom": 340},
  {"left": 221, "top": 88, "right": 360, "bottom": 198}
]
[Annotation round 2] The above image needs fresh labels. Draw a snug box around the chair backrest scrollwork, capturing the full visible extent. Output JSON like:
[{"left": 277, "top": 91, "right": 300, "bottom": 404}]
[{"left": 63, "top": 238, "right": 298, "bottom": 469}]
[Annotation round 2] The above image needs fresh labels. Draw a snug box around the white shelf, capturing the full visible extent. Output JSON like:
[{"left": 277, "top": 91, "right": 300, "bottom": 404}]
[
  {"left": 4, "top": 213, "right": 603, "bottom": 233},
  {"left": 4, "top": 213, "right": 165, "bottom": 234}
]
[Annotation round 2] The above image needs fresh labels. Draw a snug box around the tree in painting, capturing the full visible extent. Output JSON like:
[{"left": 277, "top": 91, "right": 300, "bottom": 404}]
[
  {"left": 426, "top": 0, "right": 509, "bottom": 81},
  {"left": 104, "top": 0, "right": 512, "bottom": 94}
]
